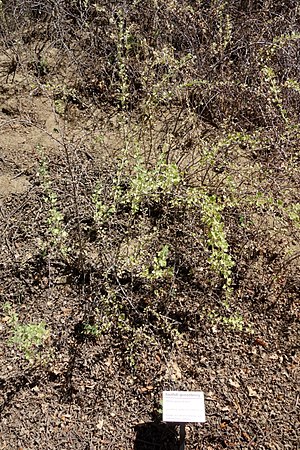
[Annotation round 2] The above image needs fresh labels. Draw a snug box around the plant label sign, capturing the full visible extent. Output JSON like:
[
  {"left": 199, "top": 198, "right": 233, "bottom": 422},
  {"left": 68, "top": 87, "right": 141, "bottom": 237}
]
[{"left": 163, "top": 391, "right": 206, "bottom": 423}]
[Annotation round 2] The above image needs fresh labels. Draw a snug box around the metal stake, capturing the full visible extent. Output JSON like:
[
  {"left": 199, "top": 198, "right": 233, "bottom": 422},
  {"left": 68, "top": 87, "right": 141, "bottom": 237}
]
[{"left": 179, "top": 423, "right": 186, "bottom": 450}]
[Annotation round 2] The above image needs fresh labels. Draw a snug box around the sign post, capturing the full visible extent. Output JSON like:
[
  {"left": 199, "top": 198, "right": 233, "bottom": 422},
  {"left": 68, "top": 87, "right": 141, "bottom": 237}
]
[
  {"left": 179, "top": 423, "right": 186, "bottom": 450},
  {"left": 162, "top": 391, "right": 206, "bottom": 449}
]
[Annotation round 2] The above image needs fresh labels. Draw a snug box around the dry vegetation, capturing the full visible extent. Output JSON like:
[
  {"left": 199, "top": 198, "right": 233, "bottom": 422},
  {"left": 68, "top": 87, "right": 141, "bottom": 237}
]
[{"left": 0, "top": 1, "right": 299, "bottom": 449}]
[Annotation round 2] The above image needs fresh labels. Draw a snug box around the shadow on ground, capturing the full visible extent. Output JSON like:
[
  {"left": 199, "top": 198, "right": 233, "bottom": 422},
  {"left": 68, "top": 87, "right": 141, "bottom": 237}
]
[{"left": 134, "top": 422, "right": 179, "bottom": 450}]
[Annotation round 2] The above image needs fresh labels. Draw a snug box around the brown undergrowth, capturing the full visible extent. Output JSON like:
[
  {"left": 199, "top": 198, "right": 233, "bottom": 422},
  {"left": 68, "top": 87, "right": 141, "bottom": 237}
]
[{"left": 0, "top": 1, "right": 299, "bottom": 449}]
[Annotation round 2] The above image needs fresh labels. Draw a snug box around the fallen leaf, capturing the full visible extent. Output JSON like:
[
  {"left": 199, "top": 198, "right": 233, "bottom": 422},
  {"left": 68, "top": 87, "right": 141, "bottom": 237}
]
[
  {"left": 254, "top": 337, "right": 268, "bottom": 348},
  {"left": 96, "top": 419, "right": 104, "bottom": 430},
  {"left": 247, "top": 386, "right": 259, "bottom": 398},
  {"left": 206, "top": 391, "right": 216, "bottom": 400},
  {"left": 229, "top": 379, "right": 240, "bottom": 389},
  {"left": 140, "top": 385, "right": 154, "bottom": 393},
  {"left": 242, "top": 431, "right": 251, "bottom": 442},
  {"left": 220, "top": 406, "right": 230, "bottom": 412}
]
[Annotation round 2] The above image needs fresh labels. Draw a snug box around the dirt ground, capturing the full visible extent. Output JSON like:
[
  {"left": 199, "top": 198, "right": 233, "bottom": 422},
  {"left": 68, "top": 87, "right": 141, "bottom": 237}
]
[{"left": 0, "top": 74, "right": 299, "bottom": 450}]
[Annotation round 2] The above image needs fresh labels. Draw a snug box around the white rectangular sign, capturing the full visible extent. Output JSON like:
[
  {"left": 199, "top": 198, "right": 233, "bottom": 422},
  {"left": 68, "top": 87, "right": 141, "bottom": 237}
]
[{"left": 163, "top": 391, "right": 206, "bottom": 423}]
